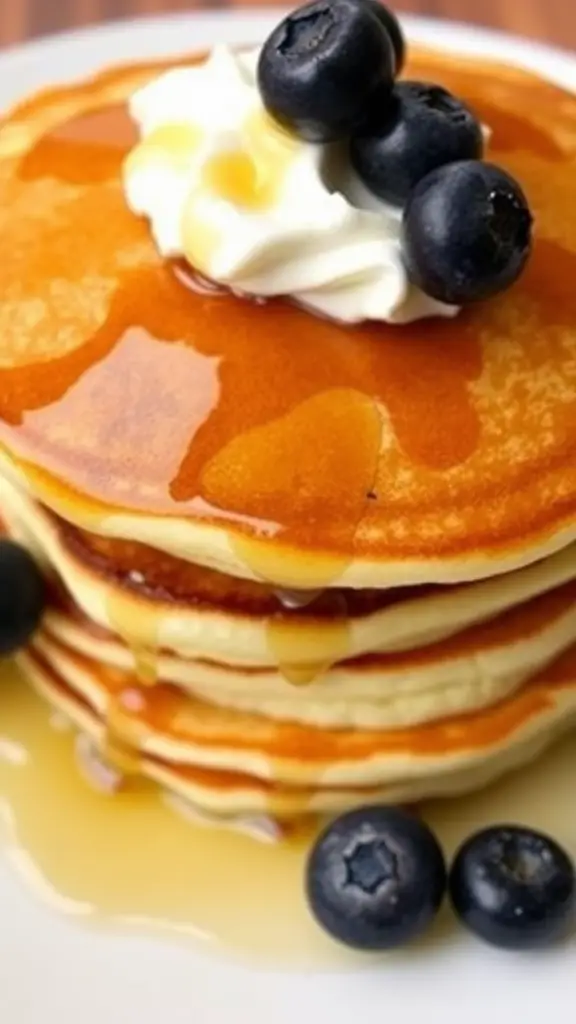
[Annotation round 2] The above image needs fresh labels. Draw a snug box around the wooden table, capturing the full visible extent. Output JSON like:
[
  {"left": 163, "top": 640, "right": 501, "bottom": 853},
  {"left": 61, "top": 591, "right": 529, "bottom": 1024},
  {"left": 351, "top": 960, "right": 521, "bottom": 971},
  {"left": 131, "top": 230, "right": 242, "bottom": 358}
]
[{"left": 0, "top": 0, "right": 574, "bottom": 53}]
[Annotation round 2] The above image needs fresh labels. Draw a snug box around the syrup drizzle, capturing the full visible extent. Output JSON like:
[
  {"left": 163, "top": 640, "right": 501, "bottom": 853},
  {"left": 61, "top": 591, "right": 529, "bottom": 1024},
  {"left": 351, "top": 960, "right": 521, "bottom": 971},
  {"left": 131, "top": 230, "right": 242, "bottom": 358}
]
[
  {"left": 103, "top": 590, "right": 160, "bottom": 756},
  {"left": 104, "top": 686, "right": 146, "bottom": 775},
  {"left": 5, "top": 52, "right": 576, "bottom": 558},
  {"left": 105, "top": 589, "right": 161, "bottom": 688},
  {"left": 1, "top": 664, "right": 575, "bottom": 964},
  {"left": 268, "top": 591, "right": 351, "bottom": 686},
  {"left": 3, "top": 98, "right": 483, "bottom": 539}
]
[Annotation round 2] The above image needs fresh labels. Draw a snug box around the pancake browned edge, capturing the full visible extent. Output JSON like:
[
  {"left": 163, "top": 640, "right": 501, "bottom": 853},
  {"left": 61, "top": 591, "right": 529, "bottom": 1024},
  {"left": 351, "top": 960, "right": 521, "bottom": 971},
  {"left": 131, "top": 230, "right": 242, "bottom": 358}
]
[
  {"left": 3, "top": 491, "right": 573, "bottom": 819},
  {"left": 1, "top": 48, "right": 576, "bottom": 826},
  {"left": 17, "top": 635, "right": 576, "bottom": 819},
  {"left": 2, "top": 52, "right": 576, "bottom": 586}
]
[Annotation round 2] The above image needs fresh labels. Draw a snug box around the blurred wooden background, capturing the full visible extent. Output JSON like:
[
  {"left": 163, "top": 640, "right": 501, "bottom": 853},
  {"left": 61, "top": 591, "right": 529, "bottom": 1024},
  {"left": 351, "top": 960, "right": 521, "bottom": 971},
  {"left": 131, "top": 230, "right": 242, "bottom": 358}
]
[{"left": 0, "top": 0, "right": 574, "bottom": 50}]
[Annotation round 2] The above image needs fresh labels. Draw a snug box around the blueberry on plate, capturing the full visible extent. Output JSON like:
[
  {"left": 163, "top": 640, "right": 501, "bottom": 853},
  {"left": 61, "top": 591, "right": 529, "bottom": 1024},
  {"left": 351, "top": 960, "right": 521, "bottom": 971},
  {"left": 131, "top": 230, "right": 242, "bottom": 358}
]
[
  {"left": 403, "top": 160, "right": 533, "bottom": 305},
  {"left": 351, "top": 81, "right": 484, "bottom": 206},
  {"left": 0, "top": 540, "right": 46, "bottom": 656},
  {"left": 257, "top": 0, "right": 395, "bottom": 143},
  {"left": 449, "top": 825, "right": 576, "bottom": 950},
  {"left": 362, "top": 1, "right": 406, "bottom": 74},
  {"left": 306, "top": 805, "right": 447, "bottom": 950}
]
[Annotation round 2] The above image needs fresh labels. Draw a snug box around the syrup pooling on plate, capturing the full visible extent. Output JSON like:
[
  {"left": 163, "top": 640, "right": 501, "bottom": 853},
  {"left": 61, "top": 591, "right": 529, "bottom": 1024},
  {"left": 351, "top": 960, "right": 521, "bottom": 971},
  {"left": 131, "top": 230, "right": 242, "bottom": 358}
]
[
  {"left": 1, "top": 663, "right": 576, "bottom": 963},
  {"left": 0, "top": 664, "right": 335, "bottom": 963}
]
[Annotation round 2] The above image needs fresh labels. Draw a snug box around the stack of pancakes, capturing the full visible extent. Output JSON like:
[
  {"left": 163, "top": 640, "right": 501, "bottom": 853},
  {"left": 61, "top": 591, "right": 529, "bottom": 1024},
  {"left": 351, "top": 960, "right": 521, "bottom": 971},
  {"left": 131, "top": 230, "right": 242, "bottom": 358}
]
[{"left": 1, "top": 49, "right": 576, "bottom": 821}]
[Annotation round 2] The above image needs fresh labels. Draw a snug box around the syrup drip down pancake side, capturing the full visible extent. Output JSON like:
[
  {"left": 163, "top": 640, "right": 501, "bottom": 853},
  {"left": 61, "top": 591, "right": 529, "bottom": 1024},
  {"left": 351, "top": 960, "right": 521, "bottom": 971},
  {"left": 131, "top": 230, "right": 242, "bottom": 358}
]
[
  {"left": 5, "top": 473, "right": 576, "bottom": 668},
  {"left": 3, "top": 486, "right": 576, "bottom": 814},
  {"left": 0, "top": 54, "right": 576, "bottom": 586},
  {"left": 37, "top": 577, "right": 576, "bottom": 730},
  {"left": 17, "top": 637, "right": 576, "bottom": 818},
  {"left": 3, "top": 478, "right": 576, "bottom": 732}
]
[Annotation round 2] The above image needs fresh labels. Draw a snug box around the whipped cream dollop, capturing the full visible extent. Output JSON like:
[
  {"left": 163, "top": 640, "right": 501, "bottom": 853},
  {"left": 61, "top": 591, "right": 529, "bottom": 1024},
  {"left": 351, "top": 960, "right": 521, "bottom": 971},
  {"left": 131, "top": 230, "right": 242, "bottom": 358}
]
[{"left": 124, "top": 46, "right": 459, "bottom": 325}]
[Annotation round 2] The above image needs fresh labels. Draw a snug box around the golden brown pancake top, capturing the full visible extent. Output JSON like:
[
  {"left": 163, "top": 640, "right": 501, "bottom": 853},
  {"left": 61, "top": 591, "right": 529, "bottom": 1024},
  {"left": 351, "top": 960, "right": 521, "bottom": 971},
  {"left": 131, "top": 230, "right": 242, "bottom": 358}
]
[{"left": 1, "top": 51, "right": 576, "bottom": 573}]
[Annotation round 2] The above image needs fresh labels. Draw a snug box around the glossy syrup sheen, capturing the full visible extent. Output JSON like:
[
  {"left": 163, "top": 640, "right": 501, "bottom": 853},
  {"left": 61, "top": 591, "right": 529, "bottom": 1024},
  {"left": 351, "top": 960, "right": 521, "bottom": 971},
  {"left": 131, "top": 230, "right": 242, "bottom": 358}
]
[
  {"left": 2, "top": 52, "right": 576, "bottom": 577},
  {"left": 1, "top": 663, "right": 575, "bottom": 964},
  {"left": 58, "top": 515, "right": 428, "bottom": 616},
  {"left": 59, "top": 517, "right": 421, "bottom": 686}
]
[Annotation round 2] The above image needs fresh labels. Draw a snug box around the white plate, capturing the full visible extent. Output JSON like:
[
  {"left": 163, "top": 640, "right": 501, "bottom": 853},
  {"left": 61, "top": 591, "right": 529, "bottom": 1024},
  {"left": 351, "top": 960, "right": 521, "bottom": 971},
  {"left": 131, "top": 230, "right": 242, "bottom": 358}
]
[{"left": 0, "top": 11, "right": 575, "bottom": 1023}]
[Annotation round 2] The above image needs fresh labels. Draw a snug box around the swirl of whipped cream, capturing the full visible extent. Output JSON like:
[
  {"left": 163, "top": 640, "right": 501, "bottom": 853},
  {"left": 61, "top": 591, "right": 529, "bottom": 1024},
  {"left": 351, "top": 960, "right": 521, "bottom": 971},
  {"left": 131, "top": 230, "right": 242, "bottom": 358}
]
[{"left": 123, "top": 45, "right": 459, "bottom": 325}]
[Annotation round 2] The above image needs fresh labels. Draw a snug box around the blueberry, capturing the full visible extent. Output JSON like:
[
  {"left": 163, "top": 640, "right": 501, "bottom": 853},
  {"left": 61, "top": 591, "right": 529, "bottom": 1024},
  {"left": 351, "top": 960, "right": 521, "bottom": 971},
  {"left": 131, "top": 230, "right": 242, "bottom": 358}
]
[
  {"left": 362, "top": 1, "right": 406, "bottom": 74},
  {"left": 257, "top": 0, "right": 395, "bottom": 143},
  {"left": 351, "top": 81, "right": 483, "bottom": 206},
  {"left": 403, "top": 160, "right": 533, "bottom": 305},
  {"left": 0, "top": 540, "right": 46, "bottom": 656},
  {"left": 449, "top": 825, "right": 576, "bottom": 950},
  {"left": 306, "top": 805, "right": 447, "bottom": 950}
]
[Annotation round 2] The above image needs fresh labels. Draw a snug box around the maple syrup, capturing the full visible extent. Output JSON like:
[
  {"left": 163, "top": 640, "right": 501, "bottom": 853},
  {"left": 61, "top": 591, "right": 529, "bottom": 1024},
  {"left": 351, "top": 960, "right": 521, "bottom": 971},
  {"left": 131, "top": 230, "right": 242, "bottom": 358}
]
[
  {"left": 0, "top": 50, "right": 576, "bottom": 589},
  {"left": 105, "top": 590, "right": 160, "bottom": 687},
  {"left": 103, "top": 687, "right": 147, "bottom": 776},
  {"left": 0, "top": 661, "right": 575, "bottom": 965},
  {"left": 0, "top": 85, "right": 482, "bottom": 543},
  {"left": 0, "top": 663, "right": 337, "bottom": 964},
  {"left": 227, "top": 387, "right": 382, "bottom": 682},
  {"left": 268, "top": 597, "right": 350, "bottom": 685},
  {"left": 19, "top": 104, "right": 138, "bottom": 184}
]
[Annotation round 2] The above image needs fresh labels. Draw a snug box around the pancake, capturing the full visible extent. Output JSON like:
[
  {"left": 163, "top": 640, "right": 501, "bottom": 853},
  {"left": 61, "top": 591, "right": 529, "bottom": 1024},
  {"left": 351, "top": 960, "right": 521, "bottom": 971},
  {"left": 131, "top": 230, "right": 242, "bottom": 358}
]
[
  {"left": 37, "top": 575, "right": 576, "bottom": 730},
  {"left": 0, "top": 53, "right": 576, "bottom": 587},
  {"left": 17, "top": 638, "right": 576, "bottom": 817},
  {"left": 3, "top": 474, "right": 576, "bottom": 730},
  {"left": 4, "top": 472, "right": 576, "bottom": 670}
]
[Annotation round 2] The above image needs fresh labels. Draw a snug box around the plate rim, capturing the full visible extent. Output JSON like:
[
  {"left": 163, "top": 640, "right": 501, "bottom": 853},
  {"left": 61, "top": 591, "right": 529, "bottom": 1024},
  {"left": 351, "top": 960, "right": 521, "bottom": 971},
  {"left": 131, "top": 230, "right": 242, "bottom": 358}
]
[{"left": 1, "top": 8, "right": 576, "bottom": 89}]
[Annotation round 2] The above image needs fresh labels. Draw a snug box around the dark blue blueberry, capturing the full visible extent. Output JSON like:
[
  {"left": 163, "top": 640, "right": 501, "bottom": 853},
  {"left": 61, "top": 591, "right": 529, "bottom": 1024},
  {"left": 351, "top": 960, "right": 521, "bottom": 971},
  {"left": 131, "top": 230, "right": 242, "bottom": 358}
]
[
  {"left": 402, "top": 160, "right": 533, "bottom": 304},
  {"left": 362, "top": 1, "right": 406, "bottom": 73},
  {"left": 257, "top": 0, "right": 395, "bottom": 143},
  {"left": 0, "top": 540, "right": 46, "bottom": 656},
  {"left": 306, "top": 805, "right": 447, "bottom": 950},
  {"left": 449, "top": 825, "right": 576, "bottom": 950},
  {"left": 351, "top": 80, "right": 483, "bottom": 206}
]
